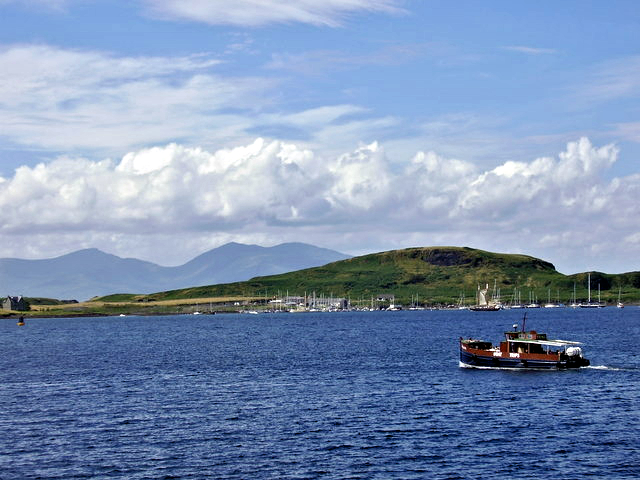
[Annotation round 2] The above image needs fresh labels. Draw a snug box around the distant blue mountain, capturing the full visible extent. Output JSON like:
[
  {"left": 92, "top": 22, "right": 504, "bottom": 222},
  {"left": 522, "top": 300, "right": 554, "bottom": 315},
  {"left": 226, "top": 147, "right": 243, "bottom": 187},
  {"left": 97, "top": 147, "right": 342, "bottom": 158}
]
[{"left": 0, "top": 243, "right": 350, "bottom": 301}]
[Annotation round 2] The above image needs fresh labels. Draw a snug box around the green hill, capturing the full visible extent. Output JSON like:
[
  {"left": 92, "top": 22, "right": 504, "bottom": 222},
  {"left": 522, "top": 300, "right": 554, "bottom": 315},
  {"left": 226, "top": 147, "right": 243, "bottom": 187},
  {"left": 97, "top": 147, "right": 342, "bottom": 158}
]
[{"left": 128, "top": 246, "right": 640, "bottom": 306}]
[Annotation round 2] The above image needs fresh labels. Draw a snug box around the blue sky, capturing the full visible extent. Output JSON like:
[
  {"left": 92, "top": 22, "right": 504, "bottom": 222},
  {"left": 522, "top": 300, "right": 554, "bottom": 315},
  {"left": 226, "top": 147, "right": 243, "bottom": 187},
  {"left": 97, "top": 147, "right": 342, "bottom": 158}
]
[{"left": 1, "top": 0, "right": 639, "bottom": 275}]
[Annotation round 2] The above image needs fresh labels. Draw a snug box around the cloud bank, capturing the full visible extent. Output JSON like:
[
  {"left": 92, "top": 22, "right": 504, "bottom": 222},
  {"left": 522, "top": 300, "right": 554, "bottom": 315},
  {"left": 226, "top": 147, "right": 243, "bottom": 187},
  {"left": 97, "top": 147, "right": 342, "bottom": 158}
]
[{"left": 1, "top": 137, "right": 638, "bottom": 273}]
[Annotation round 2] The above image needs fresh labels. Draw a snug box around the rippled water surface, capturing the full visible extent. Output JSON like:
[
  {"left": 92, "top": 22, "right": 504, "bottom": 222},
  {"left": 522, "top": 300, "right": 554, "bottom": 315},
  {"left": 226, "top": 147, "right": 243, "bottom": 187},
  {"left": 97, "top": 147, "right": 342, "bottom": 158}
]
[{"left": 1, "top": 308, "right": 639, "bottom": 479}]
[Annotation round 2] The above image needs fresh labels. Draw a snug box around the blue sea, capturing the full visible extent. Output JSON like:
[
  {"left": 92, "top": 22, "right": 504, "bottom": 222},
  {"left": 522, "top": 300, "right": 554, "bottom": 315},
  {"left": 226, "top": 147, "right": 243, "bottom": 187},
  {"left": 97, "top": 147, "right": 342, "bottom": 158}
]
[{"left": 1, "top": 308, "right": 639, "bottom": 479}]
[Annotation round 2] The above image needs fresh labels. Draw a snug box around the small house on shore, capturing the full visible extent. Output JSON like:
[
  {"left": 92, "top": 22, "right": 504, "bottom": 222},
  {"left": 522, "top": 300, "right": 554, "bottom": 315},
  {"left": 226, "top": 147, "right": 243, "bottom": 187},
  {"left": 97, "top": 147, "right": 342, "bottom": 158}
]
[{"left": 2, "top": 296, "right": 27, "bottom": 311}]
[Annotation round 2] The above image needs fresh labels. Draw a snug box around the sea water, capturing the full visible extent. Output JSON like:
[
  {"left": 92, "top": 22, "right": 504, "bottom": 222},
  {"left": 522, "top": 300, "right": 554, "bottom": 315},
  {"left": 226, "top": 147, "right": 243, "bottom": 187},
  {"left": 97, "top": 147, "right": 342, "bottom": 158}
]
[{"left": 1, "top": 308, "right": 639, "bottom": 479}]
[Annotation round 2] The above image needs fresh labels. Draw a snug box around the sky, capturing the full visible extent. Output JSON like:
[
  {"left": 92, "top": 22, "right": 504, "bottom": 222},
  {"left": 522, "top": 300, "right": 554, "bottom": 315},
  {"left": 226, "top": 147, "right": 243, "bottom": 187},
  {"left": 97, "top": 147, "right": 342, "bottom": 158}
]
[{"left": 1, "top": 0, "right": 639, "bottom": 275}]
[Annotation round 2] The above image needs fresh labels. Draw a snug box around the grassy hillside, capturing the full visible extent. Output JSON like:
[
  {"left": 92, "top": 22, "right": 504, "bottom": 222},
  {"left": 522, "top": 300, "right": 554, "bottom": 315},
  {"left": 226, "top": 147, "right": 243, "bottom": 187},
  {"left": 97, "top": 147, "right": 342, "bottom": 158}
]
[{"left": 124, "top": 246, "right": 640, "bottom": 306}]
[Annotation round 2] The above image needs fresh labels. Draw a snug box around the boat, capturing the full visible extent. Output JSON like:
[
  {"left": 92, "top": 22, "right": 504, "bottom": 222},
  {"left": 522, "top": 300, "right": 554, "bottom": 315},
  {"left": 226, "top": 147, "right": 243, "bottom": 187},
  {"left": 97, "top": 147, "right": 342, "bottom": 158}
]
[
  {"left": 617, "top": 287, "right": 624, "bottom": 308},
  {"left": 579, "top": 273, "right": 604, "bottom": 308},
  {"left": 526, "top": 289, "right": 540, "bottom": 308},
  {"left": 569, "top": 282, "right": 580, "bottom": 308},
  {"left": 457, "top": 292, "right": 468, "bottom": 310},
  {"left": 469, "top": 283, "right": 501, "bottom": 311},
  {"left": 386, "top": 294, "right": 402, "bottom": 311},
  {"left": 459, "top": 314, "right": 590, "bottom": 369},
  {"left": 510, "top": 288, "right": 524, "bottom": 309},
  {"left": 544, "top": 288, "right": 564, "bottom": 308},
  {"left": 409, "top": 294, "right": 425, "bottom": 310},
  {"left": 17, "top": 316, "right": 25, "bottom": 326}
]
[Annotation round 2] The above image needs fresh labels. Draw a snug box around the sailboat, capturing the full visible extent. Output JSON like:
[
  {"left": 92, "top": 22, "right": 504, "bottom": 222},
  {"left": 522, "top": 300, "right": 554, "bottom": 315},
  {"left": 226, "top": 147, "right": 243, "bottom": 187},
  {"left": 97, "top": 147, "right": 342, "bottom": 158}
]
[
  {"left": 617, "top": 287, "right": 624, "bottom": 309},
  {"left": 579, "top": 273, "right": 604, "bottom": 308},
  {"left": 510, "top": 288, "right": 524, "bottom": 309},
  {"left": 457, "top": 292, "right": 468, "bottom": 310},
  {"left": 526, "top": 289, "right": 540, "bottom": 308},
  {"left": 469, "top": 283, "right": 501, "bottom": 311},
  {"left": 409, "top": 294, "right": 425, "bottom": 310},
  {"left": 544, "top": 288, "right": 564, "bottom": 308},
  {"left": 569, "top": 282, "right": 579, "bottom": 308}
]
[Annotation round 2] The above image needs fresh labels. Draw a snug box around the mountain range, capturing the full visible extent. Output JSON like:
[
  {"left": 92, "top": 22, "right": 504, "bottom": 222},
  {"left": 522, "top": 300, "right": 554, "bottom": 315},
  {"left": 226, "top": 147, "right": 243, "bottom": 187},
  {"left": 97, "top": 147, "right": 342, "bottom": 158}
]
[{"left": 0, "top": 242, "right": 350, "bottom": 301}]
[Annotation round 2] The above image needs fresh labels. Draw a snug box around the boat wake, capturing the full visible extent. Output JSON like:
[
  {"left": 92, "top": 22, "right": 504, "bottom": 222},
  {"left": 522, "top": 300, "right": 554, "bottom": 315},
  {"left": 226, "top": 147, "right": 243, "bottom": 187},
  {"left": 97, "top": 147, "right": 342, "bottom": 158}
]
[
  {"left": 461, "top": 362, "right": 625, "bottom": 372},
  {"left": 585, "top": 365, "right": 621, "bottom": 371}
]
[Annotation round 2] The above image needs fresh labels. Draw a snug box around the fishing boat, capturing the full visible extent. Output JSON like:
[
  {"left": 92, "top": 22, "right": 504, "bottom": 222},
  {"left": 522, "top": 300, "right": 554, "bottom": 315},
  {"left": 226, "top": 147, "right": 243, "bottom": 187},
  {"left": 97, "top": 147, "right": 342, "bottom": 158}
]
[{"left": 459, "top": 314, "right": 590, "bottom": 369}]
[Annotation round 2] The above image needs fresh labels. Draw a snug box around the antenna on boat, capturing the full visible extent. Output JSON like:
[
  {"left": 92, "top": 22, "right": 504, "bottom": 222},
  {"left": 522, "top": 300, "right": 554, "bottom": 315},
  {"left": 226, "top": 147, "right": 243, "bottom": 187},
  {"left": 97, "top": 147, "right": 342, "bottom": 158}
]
[{"left": 522, "top": 312, "right": 527, "bottom": 332}]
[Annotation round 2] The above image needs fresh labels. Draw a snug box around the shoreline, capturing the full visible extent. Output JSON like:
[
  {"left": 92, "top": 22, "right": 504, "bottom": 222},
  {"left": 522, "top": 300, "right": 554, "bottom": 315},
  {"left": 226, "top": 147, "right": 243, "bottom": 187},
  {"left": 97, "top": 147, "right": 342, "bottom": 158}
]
[{"left": 3, "top": 303, "right": 637, "bottom": 320}]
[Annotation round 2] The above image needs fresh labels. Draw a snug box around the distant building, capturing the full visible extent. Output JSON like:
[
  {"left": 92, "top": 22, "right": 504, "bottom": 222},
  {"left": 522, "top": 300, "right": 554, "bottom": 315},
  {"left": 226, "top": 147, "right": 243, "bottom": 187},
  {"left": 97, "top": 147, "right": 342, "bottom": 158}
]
[
  {"left": 306, "top": 294, "right": 349, "bottom": 310},
  {"left": 376, "top": 294, "right": 395, "bottom": 302},
  {"left": 2, "top": 296, "right": 27, "bottom": 311}
]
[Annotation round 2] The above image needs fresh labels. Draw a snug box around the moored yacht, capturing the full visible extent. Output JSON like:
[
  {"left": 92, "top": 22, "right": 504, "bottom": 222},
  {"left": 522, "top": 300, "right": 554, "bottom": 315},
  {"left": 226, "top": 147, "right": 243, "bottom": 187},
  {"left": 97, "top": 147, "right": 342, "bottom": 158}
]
[
  {"left": 617, "top": 287, "right": 624, "bottom": 308},
  {"left": 579, "top": 273, "right": 604, "bottom": 308}
]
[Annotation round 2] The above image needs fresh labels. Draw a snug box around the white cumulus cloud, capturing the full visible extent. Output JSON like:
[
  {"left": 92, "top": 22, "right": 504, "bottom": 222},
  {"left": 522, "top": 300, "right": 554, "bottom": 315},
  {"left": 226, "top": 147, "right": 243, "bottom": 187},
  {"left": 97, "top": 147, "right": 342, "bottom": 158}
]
[
  {"left": 0, "top": 136, "right": 638, "bottom": 273},
  {"left": 455, "top": 138, "right": 620, "bottom": 221}
]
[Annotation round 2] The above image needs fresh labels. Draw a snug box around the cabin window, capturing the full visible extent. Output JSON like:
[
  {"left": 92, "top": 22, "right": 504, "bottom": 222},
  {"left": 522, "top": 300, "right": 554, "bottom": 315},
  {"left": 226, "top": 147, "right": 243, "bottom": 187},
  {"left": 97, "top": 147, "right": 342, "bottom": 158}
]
[
  {"left": 529, "top": 344, "right": 544, "bottom": 354},
  {"left": 511, "top": 342, "right": 529, "bottom": 353}
]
